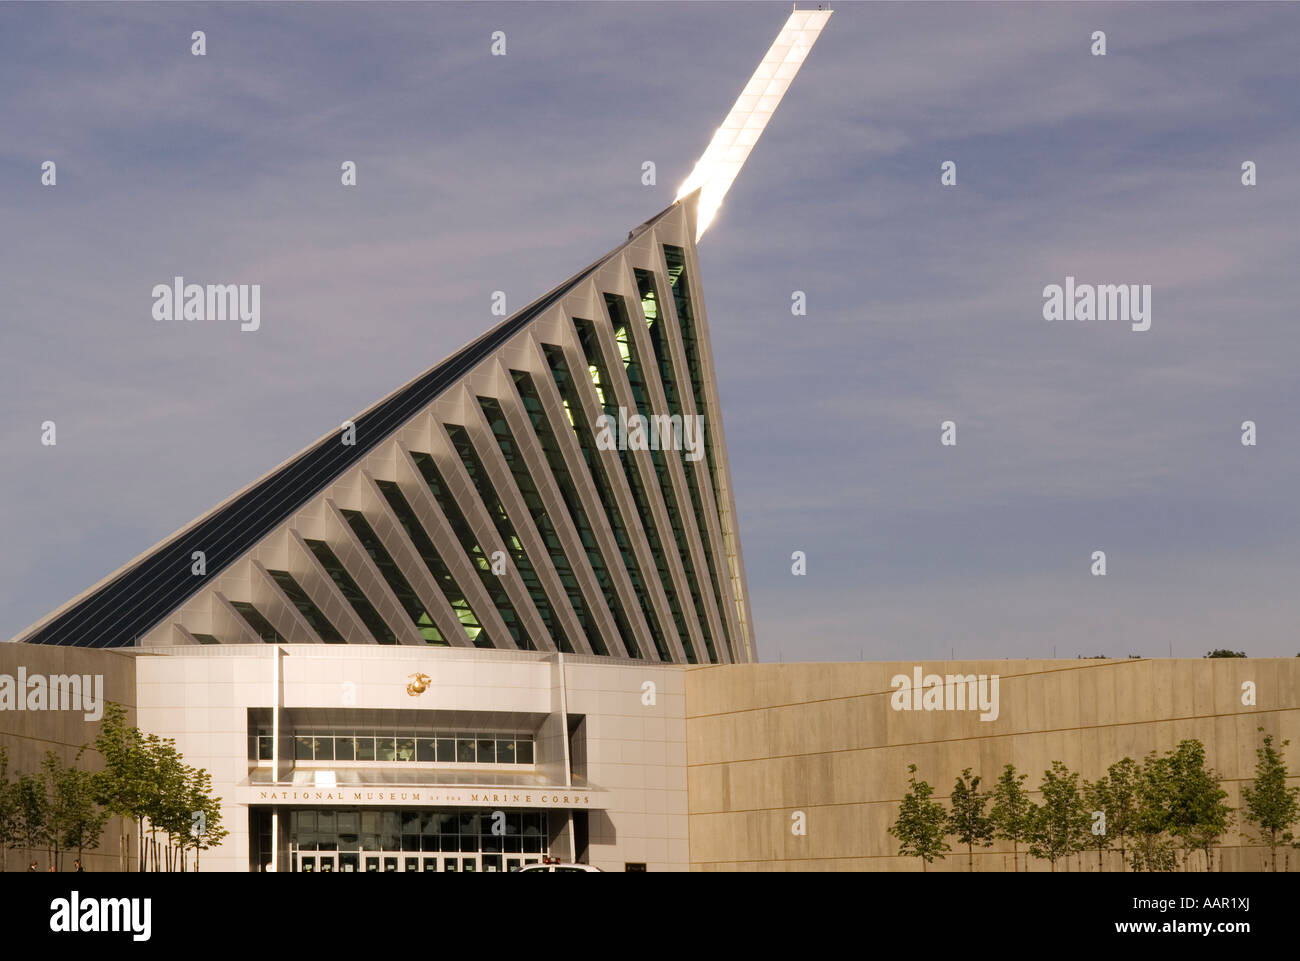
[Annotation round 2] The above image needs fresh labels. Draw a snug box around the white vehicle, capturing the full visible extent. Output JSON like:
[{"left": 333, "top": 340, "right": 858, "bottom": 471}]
[{"left": 513, "top": 860, "right": 602, "bottom": 873}]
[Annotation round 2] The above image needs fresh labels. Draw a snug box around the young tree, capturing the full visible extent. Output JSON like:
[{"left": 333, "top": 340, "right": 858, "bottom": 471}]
[
  {"left": 1241, "top": 728, "right": 1300, "bottom": 872},
  {"left": 13, "top": 773, "right": 50, "bottom": 871},
  {"left": 989, "top": 764, "right": 1032, "bottom": 872},
  {"left": 1165, "top": 739, "right": 1232, "bottom": 871},
  {"left": 184, "top": 767, "right": 228, "bottom": 872},
  {"left": 1130, "top": 751, "right": 1176, "bottom": 872},
  {"left": 946, "top": 768, "right": 993, "bottom": 871},
  {"left": 92, "top": 701, "right": 148, "bottom": 871},
  {"left": 41, "top": 753, "right": 71, "bottom": 871},
  {"left": 141, "top": 736, "right": 188, "bottom": 872},
  {"left": 1028, "top": 761, "right": 1089, "bottom": 871},
  {"left": 0, "top": 746, "right": 16, "bottom": 872},
  {"left": 57, "top": 752, "right": 108, "bottom": 868},
  {"left": 1082, "top": 775, "right": 1113, "bottom": 871},
  {"left": 889, "top": 764, "right": 950, "bottom": 871},
  {"left": 1103, "top": 757, "right": 1139, "bottom": 871}
]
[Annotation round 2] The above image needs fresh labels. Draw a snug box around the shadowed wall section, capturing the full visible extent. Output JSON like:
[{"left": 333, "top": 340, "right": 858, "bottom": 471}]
[
  {"left": 0, "top": 643, "right": 137, "bottom": 872},
  {"left": 685, "top": 658, "right": 1300, "bottom": 871}
]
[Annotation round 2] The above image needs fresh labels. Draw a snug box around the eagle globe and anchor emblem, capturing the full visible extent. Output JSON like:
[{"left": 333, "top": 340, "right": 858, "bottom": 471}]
[{"left": 406, "top": 672, "right": 432, "bottom": 697}]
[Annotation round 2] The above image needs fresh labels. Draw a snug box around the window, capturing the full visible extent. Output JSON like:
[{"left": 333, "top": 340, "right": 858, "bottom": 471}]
[
  {"left": 231, "top": 601, "right": 286, "bottom": 644},
  {"left": 664, "top": 244, "right": 735, "bottom": 661},
  {"left": 341, "top": 510, "right": 446, "bottom": 645},
  {"left": 410, "top": 452, "right": 531, "bottom": 650},
  {"left": 511, "top": 371, "right": 641, "bottom": 658},
  {"left": 274, "top": 727, "right": 535, "bottom": 765},
  {"left": 446, "top": 424, "right": 570, "bottom": 653},
  {"left": 305, "top": 539, "right": 397, "bottom": 644},
  {"left": 571, "top": 318, "right": 683, "bottom": 662},
  {"left": 377, "top": 480, "right": 490, "bottom": 647},
  {"left": 267, "top": 570, "right": 345, "bottom": 643},
  {"left": 543, "top": 344, "right": 675, "bottom": 660},
  {"left": 478, "top": 396, "right": 610, "bottom": 656}
]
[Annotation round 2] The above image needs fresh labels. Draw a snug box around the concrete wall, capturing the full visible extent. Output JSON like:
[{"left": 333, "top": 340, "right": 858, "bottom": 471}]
[
  {"left": 564, "top": 657, "right": 688, "bottom": 872},
  {"left": 0, "top": 643, "right": 137, "bottom": 872},
  {"left": 686, "top": 658, "right": 1300, "bottom": 871}
]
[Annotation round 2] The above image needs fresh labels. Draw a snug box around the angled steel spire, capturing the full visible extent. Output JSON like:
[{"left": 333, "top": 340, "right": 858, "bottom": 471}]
[{"left": 675, "top": 7, "right": 833, "bottom": 240}]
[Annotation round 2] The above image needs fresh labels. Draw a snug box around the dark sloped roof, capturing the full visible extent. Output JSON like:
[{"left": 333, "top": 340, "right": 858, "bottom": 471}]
[{"left": 20, "top": 203, "right": 680, "bottom": 648}]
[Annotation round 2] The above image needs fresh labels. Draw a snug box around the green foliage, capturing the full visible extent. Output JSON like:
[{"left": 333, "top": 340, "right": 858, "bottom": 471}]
[
  {"left": 1082, "top": 775, "right": 1113, "bottom": 870},
  {"left": 184, "top": 767, "right": 229, "bottom": 870},
  {"left": 946, "top": 768, "right": 993, "bottom": 871},
  {"left": 1027, "top": 761, "right": 1089, "bottom": 871},
  {"left": 13, "top": 772, "right": 50, "bottom": 869},
  {"left": 1165, "top": 740, "right": 1232, "bottom": 870},
  {"left": 1203, "top": 649, "right": 1247, "bottom": 658},
  {"left": 989, "top": 764, "right": 1032, "bottom": 872},
  {"left": 1241, "top": 728, "right": 1300, "bottom": 872},
  {"left": 889, "top": 764, "right": 950, "bottom": 870},
  {"left": 42, "top": 752, "right": 108, "bottom": 870},
  {"left": 1101, "top": 757, "right": 1139, "bottom": 870},
  {"left": 1129, "top": 751, "right": 1177, "bottom": 871},
  {"left": 0, "top": 746, "right": 17, "bottom": 871}
]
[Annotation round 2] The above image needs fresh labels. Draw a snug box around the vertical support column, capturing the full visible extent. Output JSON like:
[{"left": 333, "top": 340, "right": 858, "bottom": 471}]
[
  {"left": 556, "top": 652, "right": 576, "bottom": 862},
  {"left": 270, "top": 645, "right": 282, "bottom": 872}
]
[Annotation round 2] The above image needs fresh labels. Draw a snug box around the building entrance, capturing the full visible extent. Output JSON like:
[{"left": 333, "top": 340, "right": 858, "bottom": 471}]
[
  {"left": 285, "top": 806, "right": 551, "bottom": 873},
  {"left": 295, "top": 850, "right": 541, "bottom": 872}
]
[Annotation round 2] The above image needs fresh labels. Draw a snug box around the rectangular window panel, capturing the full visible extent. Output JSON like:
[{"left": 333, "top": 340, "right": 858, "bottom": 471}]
[
  {"left": 231, "top": 601, "right": 286, "bottom": 645},
  {"left": 305, "top": 539, "right": 397, "bottom": 644},
  {"left": 446, "top": 423, "right": 570, "bottom": 653},
  {"left": 410, "top": 452, "right": 531, "bottom": 650},
  {"left": 341, "top": 510, "right": 447, "bottom": 645},
  {"left": 376, "top": 480, "right": 490, "bottom": 647},
  {"left": 510, "top": 371, "right": 642, "bottom": 658},
  {"left": 267, "top": 569, "right": 345, "bottom": 643}
]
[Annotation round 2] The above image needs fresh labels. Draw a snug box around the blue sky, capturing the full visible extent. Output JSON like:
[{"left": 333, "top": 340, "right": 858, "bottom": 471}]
[{"left": 2, "top": 2, "right": 1298, "bottom": 660}]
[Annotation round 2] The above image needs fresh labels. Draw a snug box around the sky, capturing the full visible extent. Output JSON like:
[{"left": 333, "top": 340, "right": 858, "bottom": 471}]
[{"left": 2, "top": 2, "right": 1298, "bottom": 661}]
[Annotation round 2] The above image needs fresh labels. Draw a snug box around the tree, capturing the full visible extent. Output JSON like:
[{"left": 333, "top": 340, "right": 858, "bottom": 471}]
[
  {"left": 1028, "top": 761, "right": 1089, "bottom": 871},
  {"left": 92, "top": 701, "right": 148, "bottom": 871},
  {"left": 0, "top": 746, "right": 17, "bottom": 872},
  {"left": 1130, "top": 751, "right": 1177, "bottom": 871},
  {"left": 1082, "top": 775, "right": 1113, "bottom": 871},
  {"left": 183, "top": 767, "right": 228, "bottom": 872},
  {"left": 946, "top": 768, "right": 992, "bottom": 871},
  {"left": 1203, "top": 650, "right": 1246, "bottom": 658},
  {"left": 1102, "top": 757, "right": 1139, "bottom": 871},
  {"left": 889, "top": 764, "right": 949, "bottom": 871},
  {"left": 47, "top": 751, "right": 107, "bottom": 868},
  {"left": 1241, "top": 728, "right": 1300, "bottom": 872},
  {"left": 13, "top": 773, "right": 50, "bottom": 870},
  {"left": 1165, "top": 739, "right": 1232, "bottom": 871},
  {"left": 989, "top": 764, "right": 1032, "bottom": 872},
  {"left": 140, "top": 734, "right": 189, "bottom": 872}
]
